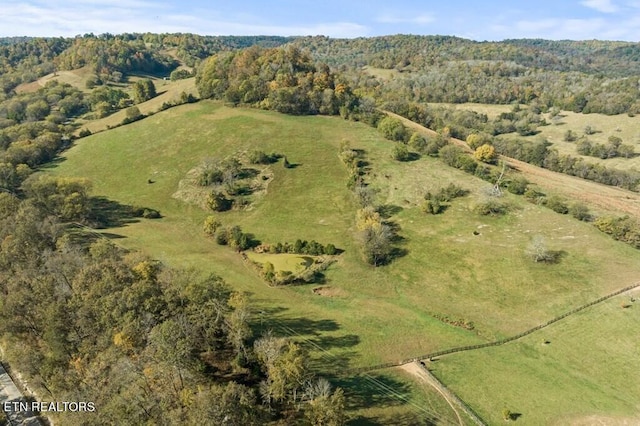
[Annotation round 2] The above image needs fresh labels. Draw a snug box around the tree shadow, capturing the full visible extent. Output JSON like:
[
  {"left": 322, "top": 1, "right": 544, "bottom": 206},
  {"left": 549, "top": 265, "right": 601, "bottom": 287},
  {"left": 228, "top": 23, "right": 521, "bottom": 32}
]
[
  {"left": 252, "top": 311, "right": 360, "bottom": 373},
  {"left": 406, "top": 152, "right": 421, "bottom": 161},
  {"left": 87, "top": 196, "right": 160, "bottom": 228},
  {"left": 37, "top": 156, "right": 67, "bottom": 170},
  {"left": 348, "top": 413, "right": 437, "bottom": 426},
  {"left": 377, "top": 204, "right": 403, "bottom": 218},
  {"left": 389, "top": 247, "right": 409, "bottom": 261},
  {"left": 334, "top": 373, "right": 413, "bottom": 410},
  {"left": 544, "top": 250, "right": 567, "bottom": 264},
  {"left": 238, "top": 167, "right": 260, "bottom": 179}
]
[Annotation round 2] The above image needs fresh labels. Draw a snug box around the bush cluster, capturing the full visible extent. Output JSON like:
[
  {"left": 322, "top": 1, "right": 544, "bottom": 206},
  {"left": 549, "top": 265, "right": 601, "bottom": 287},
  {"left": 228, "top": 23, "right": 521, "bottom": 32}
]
[
  {"left": 422, "top": 183, "right": 468, "bottom": 214},
  {"left": 493, "top": 137, "right": 640, "bottom": 191},
  {"left": 266, "top": 239, "right": 337, "bottom": 256},
  {"left": 593, "top": 216, "right": 640, "bottom": 249},
  {"left": 214, "top": 225, "right": 255, "bottom": 251}
]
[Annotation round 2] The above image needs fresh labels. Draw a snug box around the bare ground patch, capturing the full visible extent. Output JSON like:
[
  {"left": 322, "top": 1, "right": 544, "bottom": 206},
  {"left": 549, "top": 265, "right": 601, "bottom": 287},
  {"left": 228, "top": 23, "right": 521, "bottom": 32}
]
[{"left": 312, "top": 286, "right": 347, "bottom": 297}]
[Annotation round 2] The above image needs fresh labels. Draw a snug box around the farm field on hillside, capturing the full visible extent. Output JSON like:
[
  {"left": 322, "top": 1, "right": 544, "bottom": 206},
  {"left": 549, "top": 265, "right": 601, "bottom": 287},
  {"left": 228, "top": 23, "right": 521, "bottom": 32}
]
[
  {"left": 435, "top": 102, "right": 640, "bottom": 171},
  {"left": 49, "top": 100, "right": 640, "bottom": 423}
]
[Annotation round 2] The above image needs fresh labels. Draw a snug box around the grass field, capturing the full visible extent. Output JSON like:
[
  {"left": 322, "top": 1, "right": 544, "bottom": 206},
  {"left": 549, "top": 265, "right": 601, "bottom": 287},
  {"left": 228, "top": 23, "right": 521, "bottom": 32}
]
[
  {"left": 523, "top": 110, "right": 640, "bottom": 171},
  {"left": 49, "top": 100, "right": 640, "bottom": 423}
]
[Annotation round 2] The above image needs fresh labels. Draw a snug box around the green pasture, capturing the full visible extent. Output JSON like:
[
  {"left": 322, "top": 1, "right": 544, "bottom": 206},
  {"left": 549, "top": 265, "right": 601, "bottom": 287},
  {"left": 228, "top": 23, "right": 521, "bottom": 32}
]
[
  {"left": 431, "top": 295, "right": 640, "bottom": 425},
  {"left": 49, "top": 100, "right": 640, "bottom": 423}
]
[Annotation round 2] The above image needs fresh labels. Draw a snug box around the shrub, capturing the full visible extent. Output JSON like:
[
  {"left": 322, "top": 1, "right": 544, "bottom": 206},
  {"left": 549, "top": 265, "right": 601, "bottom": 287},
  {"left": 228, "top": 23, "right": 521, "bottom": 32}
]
[
  {"left": 474, "top": 199, "right": 508, "bottom": 216},
  {"left": 506, "top": 176, "right": 529, "bottom": 195},
  {"left": 408, "top": 132, "right": 427, "bottom": 152},
  {"left": 142, "top": 208, "right": 161, "bottom": 219},
  {"left": 458, "top": 155, "right": 478, "bottom": 173},
  {"left": 526, "top": 235, "right": 558, "bottom": 263},
  {"left": 524, "top": 187, "right": 545, "bottom": 204},
  {"left": 198, "top": 168, "right": 224, "bottom": 186},
  {"left": 215, "top": 230, "right": 228, "bottom": 245},
  {"left": 570, "top": 202, "right": 591, "bottom": 221},
  {"left": 544, "top": 195, "right": 569, "bottom": 214},
  {"left": 422, "top": 199, "right": 444, "bottom": 214},
  {"left": 377, "top": 116, "right": 407, "bottom": 142},
  {"left": 248, "top": 149, "right": 277, "bottom": 164},
  {"left": 203, "top": 216, "right": 221, "bottom": 236},
  {"left": 78, "top": 128, "right": 92, "bottom": 138},
  {"left": 474, "top": 144, "right": 497, "bottom": 163},
  {"left": 207, "top": 191, "right": 232, "bottom": 212},
  {"left": 438, "top": 145, "right": 464, "bottom": 167},
  {"left": 466, "top": 133, "right": 491, "bottom": 150},
  {"left": 392, "top": 143, "right": 411, "bottom": 161},
  {"left": 441, "top": 183, "right": 467, "bottom": 200}
]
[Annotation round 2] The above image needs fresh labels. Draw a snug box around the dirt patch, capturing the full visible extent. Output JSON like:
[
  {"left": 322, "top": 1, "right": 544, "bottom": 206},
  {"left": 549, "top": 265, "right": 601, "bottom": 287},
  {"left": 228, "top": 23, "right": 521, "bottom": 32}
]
[{"left": 312, "top": 286, "right": 346, "bottom": 297}]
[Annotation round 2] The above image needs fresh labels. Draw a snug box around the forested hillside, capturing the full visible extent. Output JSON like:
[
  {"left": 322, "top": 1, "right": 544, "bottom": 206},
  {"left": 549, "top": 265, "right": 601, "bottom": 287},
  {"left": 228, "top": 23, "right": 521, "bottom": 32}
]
[{"left": 290, "top": 35, "right": 640, "bottom": 114}]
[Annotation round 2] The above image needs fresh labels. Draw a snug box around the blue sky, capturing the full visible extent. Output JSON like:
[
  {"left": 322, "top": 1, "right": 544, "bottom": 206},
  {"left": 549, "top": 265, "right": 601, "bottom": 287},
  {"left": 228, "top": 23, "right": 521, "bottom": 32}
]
[{"left": 1, "top": 0, "right": 640, "bottom": 41}]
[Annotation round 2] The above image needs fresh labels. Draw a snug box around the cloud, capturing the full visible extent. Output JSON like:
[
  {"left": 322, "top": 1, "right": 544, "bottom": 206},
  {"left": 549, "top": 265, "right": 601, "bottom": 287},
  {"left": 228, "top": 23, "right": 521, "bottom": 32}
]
[
  {"left": 376, "top": 13, "right": 435, "bottom": 25},
  {"left": 488, "top": 15, "right": 640, "bottom": 41},
  {"left": 581, "top": 0, "right": 619, "bottom": 13},
  {"left": 0, "top": 1, "right": 369, "bottom": 38}
]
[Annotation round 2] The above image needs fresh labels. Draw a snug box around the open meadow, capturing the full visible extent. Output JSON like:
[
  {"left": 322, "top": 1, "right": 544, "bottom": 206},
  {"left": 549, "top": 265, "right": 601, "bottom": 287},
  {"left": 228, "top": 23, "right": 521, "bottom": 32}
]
[{"left": 48, "top": 100, "right": 640, "bottom": 423}]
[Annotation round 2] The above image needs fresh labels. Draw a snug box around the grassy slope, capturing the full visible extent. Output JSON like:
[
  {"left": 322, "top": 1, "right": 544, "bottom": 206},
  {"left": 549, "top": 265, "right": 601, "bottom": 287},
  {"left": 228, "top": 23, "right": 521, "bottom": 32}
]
[
  {"left": 76, "top": 77, "right": 198, "bottom": 135},
  {"left": 50, "top": 100, "right": 640, "bottom": 423}
]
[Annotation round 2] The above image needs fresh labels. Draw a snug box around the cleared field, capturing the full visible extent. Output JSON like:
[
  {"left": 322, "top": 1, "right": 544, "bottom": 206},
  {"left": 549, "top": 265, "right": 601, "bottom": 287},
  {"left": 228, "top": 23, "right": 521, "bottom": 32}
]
[
  {"left": 49, "top": 101, "right": 640, "bottom": 422},
  {"left": 75, "top": 77, "right": 197, "bottom": 135},
  {"left": 525, "top": 110, "right": 640, "bottom": 171},
  {"left": 428, "top": 102, "right": 516, "bottom": 119},
  {"left": 436, "top": 102, "right": 640, "bottom": 171},
  {"left": 362, "top": 66, "right": 402, "bottom": 80},
  {"left": 15, "top": 66, "right": 95, "bottom": 94}
]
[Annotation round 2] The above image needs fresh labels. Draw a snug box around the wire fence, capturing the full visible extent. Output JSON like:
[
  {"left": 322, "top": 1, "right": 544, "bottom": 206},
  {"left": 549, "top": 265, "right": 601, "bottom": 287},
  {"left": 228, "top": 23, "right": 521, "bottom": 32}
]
[{"left": 346, "top": 282, "right": 640, "bottom": 374}]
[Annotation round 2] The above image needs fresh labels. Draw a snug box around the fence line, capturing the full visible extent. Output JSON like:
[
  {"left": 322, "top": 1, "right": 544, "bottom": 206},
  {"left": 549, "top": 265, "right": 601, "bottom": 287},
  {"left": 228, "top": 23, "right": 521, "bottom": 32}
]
[{"left": 347, "top": 282, "right": 640, "bottom": 374}]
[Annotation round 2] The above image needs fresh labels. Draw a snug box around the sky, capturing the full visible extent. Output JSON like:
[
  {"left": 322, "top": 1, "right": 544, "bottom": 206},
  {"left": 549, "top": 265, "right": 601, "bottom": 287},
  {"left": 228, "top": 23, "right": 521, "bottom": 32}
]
[{"left": 1, "top": 0, "right": 640, "bottom": 41}]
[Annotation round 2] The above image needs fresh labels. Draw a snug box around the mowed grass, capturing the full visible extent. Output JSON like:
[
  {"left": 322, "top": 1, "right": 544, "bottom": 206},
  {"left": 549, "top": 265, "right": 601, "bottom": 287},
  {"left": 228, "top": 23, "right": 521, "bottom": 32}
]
[
  {"left": 50, "top": 100, "right": 640, "bottom": 422},
  {"left": 430, "top": 295, "right": 640, "bottom": 425}
]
